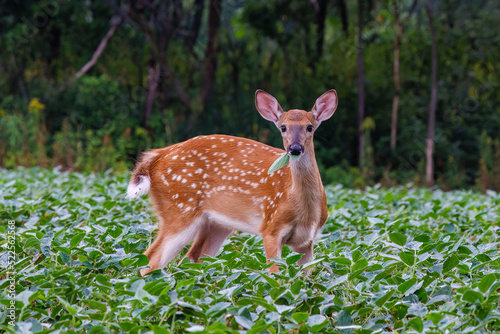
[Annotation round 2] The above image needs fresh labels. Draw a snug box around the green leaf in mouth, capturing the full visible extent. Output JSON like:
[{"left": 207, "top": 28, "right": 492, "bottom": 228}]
[
  {"left": 268, "top": 153, "right": 290, "bottom": 174},
  {"left": 268, "top": 152, "right": 302, "bottom": 174}
]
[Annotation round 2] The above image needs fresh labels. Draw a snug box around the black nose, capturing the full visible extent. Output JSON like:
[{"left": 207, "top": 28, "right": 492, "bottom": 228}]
[{"left": 289, "top": 144, "right": 304, "bottom": 156}]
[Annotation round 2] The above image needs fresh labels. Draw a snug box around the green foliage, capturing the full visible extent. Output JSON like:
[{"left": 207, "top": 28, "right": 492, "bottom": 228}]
[
  {"left": 1, "top": 1, "right": 500, "bottom": 190},
  {"left": 1, "top": 168, "right": 500, "bottom": 332},
  {"left": 0, "top": 76, "right": 152, "bottom": 172},
  {"left": 323, "top": 164, "right": 366, "bottom": 189},
  {"left": 0, "top": 98, "right": 47, "bottom": 168}
]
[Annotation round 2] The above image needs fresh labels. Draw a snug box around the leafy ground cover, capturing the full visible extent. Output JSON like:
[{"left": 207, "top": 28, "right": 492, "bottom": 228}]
[{"left": 1, "top": 167, "right": 499, "bottom": 333}]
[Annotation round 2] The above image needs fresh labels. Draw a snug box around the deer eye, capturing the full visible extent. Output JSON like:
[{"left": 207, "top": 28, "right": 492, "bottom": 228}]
[
  {"left": 280, "top": 125, "right": 287, "bottom": 132},
  {"left": 307, "top": 125, "right": 313, "bottom": 132}
]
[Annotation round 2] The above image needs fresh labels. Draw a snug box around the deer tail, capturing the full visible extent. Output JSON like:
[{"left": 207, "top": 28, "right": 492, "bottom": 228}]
[{"left": 126, "top": 150, "right": 160, "bottom": 199}]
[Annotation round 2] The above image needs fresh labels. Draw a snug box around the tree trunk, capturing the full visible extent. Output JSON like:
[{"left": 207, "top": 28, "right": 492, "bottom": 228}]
[
  {"left": 357, "top": 0, "right": 365, "bottom": 169},
  {"left": 390, "top": 0, "right": 419, "bottom": 150},
  {"left": 390, "top": 0, "right": 402, "bottom": 150},
  {"left": 192, "top": 0, "right": 222, "bottom": 128},
  {"left": 338, "top": 0, "right": 349, "bottom": 34},
  {"left": 143, "top": 2, "right": 167, "bottom": 129},
  {"left": 144, "top": 55, "right": 161, "bottom": 128},
  {"left": 315, "top": 0, "right": 328, "bottom": 60},
  {"left": 188, "top": 0, "right": 205, "bottom": 52},
  {"left": 103, "top": 0, "right": 192, "bottom": 127},
  {"left": 426, "top": 0, "right": 438, "bottom": 187}
]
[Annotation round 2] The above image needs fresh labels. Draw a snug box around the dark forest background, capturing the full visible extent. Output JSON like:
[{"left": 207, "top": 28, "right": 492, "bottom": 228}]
[{"left": 1, "top": 0, "right": 499, "bottom": 190}]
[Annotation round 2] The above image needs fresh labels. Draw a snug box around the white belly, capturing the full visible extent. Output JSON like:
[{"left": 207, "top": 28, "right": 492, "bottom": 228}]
[{"left": 205, "top": 210, "right": 262, "bottom": 234}]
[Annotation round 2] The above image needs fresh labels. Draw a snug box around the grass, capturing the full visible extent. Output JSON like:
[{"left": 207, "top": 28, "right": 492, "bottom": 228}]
[{"left": 1, "top": 167, "right": 499, "bottom": 333}]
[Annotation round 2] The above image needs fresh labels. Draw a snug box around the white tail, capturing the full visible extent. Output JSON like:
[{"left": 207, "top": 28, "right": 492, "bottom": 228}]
[{"left": 128, "top": 89, "right": 338, "bottom": 275}]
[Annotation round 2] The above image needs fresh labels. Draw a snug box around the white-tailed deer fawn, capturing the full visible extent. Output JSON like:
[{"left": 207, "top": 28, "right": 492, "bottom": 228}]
[{"left": 127, "top": 90, "right": 338, "bottom": 275}]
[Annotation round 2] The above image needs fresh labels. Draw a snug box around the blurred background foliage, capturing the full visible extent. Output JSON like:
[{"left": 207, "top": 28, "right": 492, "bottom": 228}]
[{"left": 0, "top": 0, "right": 499, "bottom": 190}]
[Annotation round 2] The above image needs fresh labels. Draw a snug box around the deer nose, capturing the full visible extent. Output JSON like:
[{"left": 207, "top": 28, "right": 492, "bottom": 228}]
[{"left": 288, "top": 144, "right": 304, "bottom": 156}]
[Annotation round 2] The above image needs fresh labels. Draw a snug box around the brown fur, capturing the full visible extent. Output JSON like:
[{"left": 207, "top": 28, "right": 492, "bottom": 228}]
[{"left": 129, "top": 90, "right": 338, "bottom": 275}]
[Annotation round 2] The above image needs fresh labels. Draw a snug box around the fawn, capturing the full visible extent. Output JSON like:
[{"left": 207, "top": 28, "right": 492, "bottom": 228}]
[{"left": 127, "top": 89, "right": 338, "bottom": 275}]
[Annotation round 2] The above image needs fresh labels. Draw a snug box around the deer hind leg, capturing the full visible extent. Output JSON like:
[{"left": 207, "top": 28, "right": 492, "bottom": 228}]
[
  {"left": 186, "top": 222, "right": 233, "bottom": 263},
  {"left": 141, "top": 215, "right": 203, "bottom": 276},
  {"left": 292, "top": 241, "right": 314, "bottom": 265}
]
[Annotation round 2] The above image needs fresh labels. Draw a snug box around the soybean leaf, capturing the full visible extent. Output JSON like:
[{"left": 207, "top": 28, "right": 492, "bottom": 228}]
[{"left": 389, "top": 232, "right": 407, "bottom": 246}]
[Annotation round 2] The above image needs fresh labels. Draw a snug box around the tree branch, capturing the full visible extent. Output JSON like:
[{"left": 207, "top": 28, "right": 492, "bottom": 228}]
[{"left": 75, "top": 16, "right": 123, "bottom": 79}]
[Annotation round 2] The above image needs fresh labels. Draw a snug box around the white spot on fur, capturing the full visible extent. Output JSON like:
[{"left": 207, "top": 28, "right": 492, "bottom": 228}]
[{"left": 161, "top": 175, "right": 169, "bottom": 186}]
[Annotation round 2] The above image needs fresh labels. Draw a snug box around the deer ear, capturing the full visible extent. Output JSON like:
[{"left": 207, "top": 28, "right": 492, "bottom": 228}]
[
  {"left": 312, "top": 89, "right": 338, "bottom": 124},
  {"left": 255, "top": 90, "right": 284, "bottom": 124}
]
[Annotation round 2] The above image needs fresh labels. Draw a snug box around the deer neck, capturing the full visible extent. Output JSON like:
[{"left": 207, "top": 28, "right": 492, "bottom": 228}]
[{"left": 289, "top": 149, "right": 323, "bottom": 202}]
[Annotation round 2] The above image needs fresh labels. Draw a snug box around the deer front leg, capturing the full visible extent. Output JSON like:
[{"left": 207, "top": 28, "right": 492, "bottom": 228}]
[
  {"left": 262, "top": 233, "right": 282, "bottom": 273},
  {"left": 292, "top": 241, "right": 313, "bottom": 265},
  {"left": 292, "top": 241, "right": 314, "bottom": 275}
]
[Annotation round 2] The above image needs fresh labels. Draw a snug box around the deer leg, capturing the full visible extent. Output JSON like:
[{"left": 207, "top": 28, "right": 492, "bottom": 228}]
[
  {"left": 262, "top": 233, "right": 282, "bottom": 273},
  {"left": 292, "top": 241, "right": 314, "bottom": 275},
  {"left": 141, "top": 216, "right": 203, "bottom": 276},
  {"left": 186, "top": 223, "right": 233, "bottom": 263},
  {"left": 292, "top": 241, "right": 314, "bottom": 265}
]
